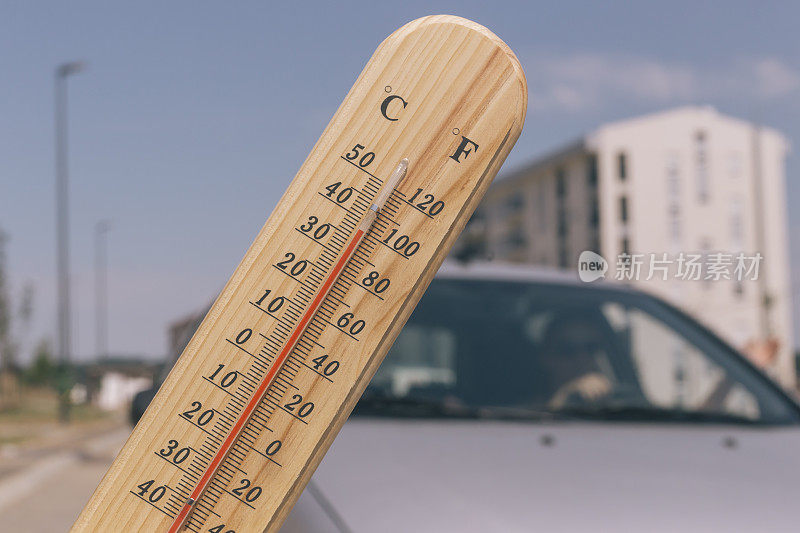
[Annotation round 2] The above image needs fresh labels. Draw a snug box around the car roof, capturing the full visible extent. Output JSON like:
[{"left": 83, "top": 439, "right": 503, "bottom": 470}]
[{"left": 436, "top": 261, "right": 635, "bottom": 293}]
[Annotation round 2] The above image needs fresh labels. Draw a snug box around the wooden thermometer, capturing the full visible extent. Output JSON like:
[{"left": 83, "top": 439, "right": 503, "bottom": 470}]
[{"left": 73, "top": 15, "right": 526, "bottom": 533}]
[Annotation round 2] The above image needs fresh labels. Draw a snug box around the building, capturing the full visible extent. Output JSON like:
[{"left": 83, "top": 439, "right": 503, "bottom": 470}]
[
  {"left": 73, "top": 358, "right": 160, "bottom": 410},
  {"left": 168, "top": 307, "right": 209, "bottom": 363},
  {"left": 456, "top": 106, "right": 795, "bottom": 387}
]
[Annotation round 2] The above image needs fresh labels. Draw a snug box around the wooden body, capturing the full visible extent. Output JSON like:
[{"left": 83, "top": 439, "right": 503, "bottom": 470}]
[{"left": 73, "top": 15, "right": 526, "bottom": 533}]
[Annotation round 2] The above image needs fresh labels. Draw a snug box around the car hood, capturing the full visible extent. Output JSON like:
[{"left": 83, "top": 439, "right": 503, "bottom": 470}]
[{"left": 307, "top": 418, "right": 800, "bottom": 533}]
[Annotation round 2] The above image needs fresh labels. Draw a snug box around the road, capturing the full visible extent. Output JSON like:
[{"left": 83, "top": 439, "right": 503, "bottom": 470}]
[{"left": 0, "top": 426, "right": 129, "bottom": 532}]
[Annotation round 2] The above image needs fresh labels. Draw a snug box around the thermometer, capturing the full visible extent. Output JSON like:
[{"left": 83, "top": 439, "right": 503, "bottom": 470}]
[{"left": 73, "top": 14, "right": 526, "bottom": 533}]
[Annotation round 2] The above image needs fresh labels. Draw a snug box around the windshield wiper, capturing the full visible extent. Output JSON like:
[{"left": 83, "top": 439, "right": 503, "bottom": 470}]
[
  {"left": 353, "top": 395, "right": 557, "bottom": 421},
  {"left": 556, "top": 404, "right": 766, "bottom": 425},
  {"left": 353, "top": 395, "right": 480, "bottom": 419},
  {"left": 471, "top": 405, "right": 559, "bottom": 421}
]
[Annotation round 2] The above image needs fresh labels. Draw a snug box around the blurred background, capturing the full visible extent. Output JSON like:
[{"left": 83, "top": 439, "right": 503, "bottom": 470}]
[{"left": 1, "top": 1, "right": 799, "bottom": 530}]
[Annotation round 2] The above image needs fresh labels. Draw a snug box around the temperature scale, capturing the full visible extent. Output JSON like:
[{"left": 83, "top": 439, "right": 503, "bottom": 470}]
[{"left": 73, "top": 15, "right": 527, "bottom": 532}]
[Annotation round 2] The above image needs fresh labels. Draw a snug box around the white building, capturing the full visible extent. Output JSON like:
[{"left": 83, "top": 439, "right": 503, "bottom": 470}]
[
  {"left": 457, "top": 106, "right": 795, "bottom": 387},
  {"left": 96, "top": 372, "right": 152, "bottom": 411}
]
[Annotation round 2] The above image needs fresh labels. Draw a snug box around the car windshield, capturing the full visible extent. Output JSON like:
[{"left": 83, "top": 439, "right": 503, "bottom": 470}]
[{"left": 353, "top": 277, "right": 799, "bottom": 426}]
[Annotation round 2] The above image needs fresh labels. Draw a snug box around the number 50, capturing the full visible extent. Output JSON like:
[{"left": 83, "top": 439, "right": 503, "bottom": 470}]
[{"left": 344, "top": 143, "right": 375, "bottom": 168}]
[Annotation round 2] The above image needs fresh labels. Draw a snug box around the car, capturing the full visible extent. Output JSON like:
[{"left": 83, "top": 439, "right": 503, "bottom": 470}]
[{"left": 279, "top": 262, "right": 800, "bottom": 533}]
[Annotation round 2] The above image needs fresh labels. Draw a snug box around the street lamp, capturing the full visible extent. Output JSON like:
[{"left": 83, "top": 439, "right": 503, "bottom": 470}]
[
  {"left": 55, "top": 60, "right": 85, "bottom": 423},
  {"left": 95, "top": 220, "right": 111, "bottom": 361}
]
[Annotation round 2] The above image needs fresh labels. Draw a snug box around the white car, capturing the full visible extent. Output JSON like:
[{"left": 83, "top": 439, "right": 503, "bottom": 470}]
[{"left": 281, "top": 263, "right": 800, "bottom": 533}]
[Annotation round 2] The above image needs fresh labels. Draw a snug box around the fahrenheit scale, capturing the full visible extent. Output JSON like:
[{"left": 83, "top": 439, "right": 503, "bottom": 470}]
[{"left": 73, "top": 15, "right": 526, "bottom": 533}]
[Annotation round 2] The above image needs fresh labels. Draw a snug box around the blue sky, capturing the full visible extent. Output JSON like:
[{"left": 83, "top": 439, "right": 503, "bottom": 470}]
[{"left": 2, "top": 1, "right": 799, "bottom": 361}]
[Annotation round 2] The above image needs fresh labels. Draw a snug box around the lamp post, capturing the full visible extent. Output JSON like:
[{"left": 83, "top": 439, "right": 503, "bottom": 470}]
[
  {"left": 95, "top": 220, "right": 110, "bottom": 360},
  {"left": 55, "top": 61, "right": 84, "bottom": 423}
]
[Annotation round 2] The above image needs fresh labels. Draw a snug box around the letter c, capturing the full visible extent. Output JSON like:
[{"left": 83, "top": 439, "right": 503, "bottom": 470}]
[{"left": 380, "top": 94, "right": 408, "bottom": 121}]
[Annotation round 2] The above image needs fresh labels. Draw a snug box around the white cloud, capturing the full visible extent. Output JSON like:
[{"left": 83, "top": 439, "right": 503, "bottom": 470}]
[
  {"left": 522, "top": 51, "right": 800, "bottom": 112},
  {"left": 752, "top": 57, "right": 800, "bottom": 98}
]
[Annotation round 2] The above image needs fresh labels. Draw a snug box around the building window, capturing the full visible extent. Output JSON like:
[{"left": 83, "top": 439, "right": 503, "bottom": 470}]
[
  {"left": 695, "top": 131, "right": 709, "bottom": 203},
  {"left": 666, "top": 154, "right": 681, "bottom": 244},
  {"left": 734, "top": 281, "right": 744, "bottom": 298},
  {"left": 591, "top": 235, "right": 601, "bottom": 253},
  {"left": 558, "top": 245, "right": 568, "bottom": 269},
  {"left": 587, "top": 154, "right": 598, "bottom": 186},
  {"left": 556, "top": 167, "right": 568, "bottom": 268},
  {"left": 587, "top": 154, "right": 600, "bottom": 253},
  {"left": 619, "top": 196, "right": 629, "bottom": 223},
  {"left": 506, "top": 226, "right": 526, "bottom": 248},
  {"left": 557, "top": 209, "right": 568, "bottom": 237},
  {"left": 669, "top": 205, "right": 681, "bottom": 242},
  {"left": 730, "top": 198, "right": 743, "bottom": 249},
  {"left": 538, "top": 183, "right": 547, "bottom": 229},
  {"left": 700, "top": 238, "right": 711, "bottom": 289},
  {"left": 617, "top": 152, "right": 627, "bottom": 181},
  {"left": 590, "top": 201, "right": 600, "bottom": 228},
  {"left": 556, "top": 168, "right": 567, "bottom": 198},
  {"left": 505, "top": 192, "right": 524, "bottom": 211}
]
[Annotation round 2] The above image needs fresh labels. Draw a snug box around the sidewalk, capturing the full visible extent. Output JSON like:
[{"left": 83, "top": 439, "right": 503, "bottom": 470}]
[{"left": 0, "top": 424, "right": 130, "bottom": 531}]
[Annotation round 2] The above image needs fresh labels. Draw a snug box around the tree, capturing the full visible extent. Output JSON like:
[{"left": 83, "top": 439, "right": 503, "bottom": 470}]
[
  {"left": 0, "top": 229, "right": 34, "bottom": 371},
  {"left": 0, "top": 228, "right": 11, "bottom": 372},
  {"left": 0, "top": 228, "right": 35, "bottom": 408},
  {"left": 24, "top": 340, "right": 55, "bottom": 386}
]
